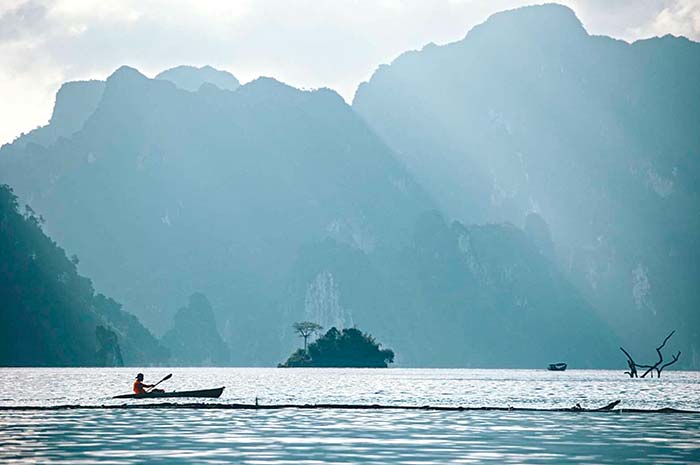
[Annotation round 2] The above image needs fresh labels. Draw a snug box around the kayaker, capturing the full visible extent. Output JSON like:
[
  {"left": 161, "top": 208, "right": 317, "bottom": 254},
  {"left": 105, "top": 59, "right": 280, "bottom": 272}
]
[{"left": 133, "top": 373, "right": 164, "bottom": 394}]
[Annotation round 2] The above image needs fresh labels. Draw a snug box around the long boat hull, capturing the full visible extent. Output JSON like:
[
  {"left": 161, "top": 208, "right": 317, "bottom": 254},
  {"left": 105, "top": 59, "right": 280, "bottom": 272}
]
[{"left": 113, "top": 387, "right": 225, "bottom": 399}]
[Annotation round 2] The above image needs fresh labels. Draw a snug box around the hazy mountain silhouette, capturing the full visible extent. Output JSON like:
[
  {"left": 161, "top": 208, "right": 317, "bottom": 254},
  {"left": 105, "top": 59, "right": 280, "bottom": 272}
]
[
  {"left": 278, "top": 212, "right": 616, "bottom": 367},
  {"left": 7, "top": 80, "right": 105, "bottom": 150},
  {"left": 162, "top": 293, "right": 230, "bottom": 366},
  {"left": 0, "top": 66, "right": 443, "bottom": 365},
  {"left": 0, "top": 61, "right": 612, "bottom": 366},
  {"left": 0, "top": 184, "right": 168, "bottom": 366},
  {"left": 155, "top": 65, "right": 240, "bottom": 92},
  {"left": 353, "top": 4, "right": 699, "bottom": 367}
]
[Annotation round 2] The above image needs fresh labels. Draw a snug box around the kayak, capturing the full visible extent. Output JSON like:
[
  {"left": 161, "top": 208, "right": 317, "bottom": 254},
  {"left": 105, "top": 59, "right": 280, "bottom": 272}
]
[{"left": 113, "top": 387, "right": 225, "bottom": 399}]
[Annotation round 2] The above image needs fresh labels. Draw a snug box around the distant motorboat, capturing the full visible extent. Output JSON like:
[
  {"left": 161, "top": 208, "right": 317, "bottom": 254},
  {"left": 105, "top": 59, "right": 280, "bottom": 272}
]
[{"left": 547, "top": 363, "right": 567, "bottom": 371}]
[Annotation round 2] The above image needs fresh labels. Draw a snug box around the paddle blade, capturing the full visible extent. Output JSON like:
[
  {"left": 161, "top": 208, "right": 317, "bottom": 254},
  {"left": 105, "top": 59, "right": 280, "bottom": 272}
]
[{"left": 150, "top": 373, "right": 172, "bottom": 390}]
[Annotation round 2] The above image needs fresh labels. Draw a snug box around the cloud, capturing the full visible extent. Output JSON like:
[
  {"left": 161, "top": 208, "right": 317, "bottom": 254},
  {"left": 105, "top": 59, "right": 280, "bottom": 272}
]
[
  {"left": 0, "top": 0, "right": 48, "bottom": 42},
  {"left": 558, "top": 0, "right": 697, "bottom": 42},
  {"left": 0, "top": 0, "right": 699, "bottom": 146},
  {"left": 647, "top": 0, "right": 700, "bottom": 38}
]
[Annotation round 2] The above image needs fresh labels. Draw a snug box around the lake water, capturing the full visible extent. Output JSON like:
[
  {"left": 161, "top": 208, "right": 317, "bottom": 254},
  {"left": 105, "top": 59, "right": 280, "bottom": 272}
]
[{"left": 1, "top": 368, "right": 699, "bottom": 464}]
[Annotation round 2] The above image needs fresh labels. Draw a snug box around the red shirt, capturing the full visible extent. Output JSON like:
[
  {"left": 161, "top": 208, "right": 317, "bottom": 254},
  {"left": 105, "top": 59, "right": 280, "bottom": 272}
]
[{"left": 133, "top": 380, "right": 146, "bottom": 395}]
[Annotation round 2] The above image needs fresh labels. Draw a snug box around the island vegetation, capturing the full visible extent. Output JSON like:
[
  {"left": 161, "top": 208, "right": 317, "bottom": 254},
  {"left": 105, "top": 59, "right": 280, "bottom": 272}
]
[{"left": 280, "top": 322, "right": 394, "bottom": 368}]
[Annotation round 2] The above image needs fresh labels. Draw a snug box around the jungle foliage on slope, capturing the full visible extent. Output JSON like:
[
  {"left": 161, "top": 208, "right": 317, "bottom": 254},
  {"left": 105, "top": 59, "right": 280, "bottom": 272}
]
[{"left": 0, "top": 184, "right": 168, "bottom": 366}]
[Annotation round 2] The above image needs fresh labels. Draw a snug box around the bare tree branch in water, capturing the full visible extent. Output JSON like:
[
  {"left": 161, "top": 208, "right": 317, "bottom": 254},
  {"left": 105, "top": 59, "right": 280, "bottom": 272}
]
[
  {"left": 620, "top": 347, "right": 639, "bottom": 378},
  {"left": 620, "top": 330, "right": 680, "bottom": 378}
]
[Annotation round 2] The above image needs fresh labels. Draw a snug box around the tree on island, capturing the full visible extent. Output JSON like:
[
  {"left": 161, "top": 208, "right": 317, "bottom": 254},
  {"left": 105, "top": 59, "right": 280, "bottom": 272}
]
[
  {"left": 280, "top": 326, "right": 395, "bottom": 368},
  {"left": 293, "top": 321, "right": 323, "bottom": 353}
]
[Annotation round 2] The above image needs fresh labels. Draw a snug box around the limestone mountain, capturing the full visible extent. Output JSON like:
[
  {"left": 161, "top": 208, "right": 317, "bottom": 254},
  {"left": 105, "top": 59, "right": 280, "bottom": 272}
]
[
  {"left": 162, "top": 293, "right": 230, "bottom": 366},
  {"left": 279, "top": 212, "right": 617, "bottom": 368},
  {"left": 7, "top": 80, "right": 105, "bottom": 151},
  {"left": 0, "top": 66, "right": 434, "bottom": 364},
  {"left": 1, "top": 48, "right": 633, "bottom": 367},
  {"left": 2, "top": 64, "right": 239, "bottom": 152},
  {"left": 353, "top": 4, "right": 700, "bottom": 367}
]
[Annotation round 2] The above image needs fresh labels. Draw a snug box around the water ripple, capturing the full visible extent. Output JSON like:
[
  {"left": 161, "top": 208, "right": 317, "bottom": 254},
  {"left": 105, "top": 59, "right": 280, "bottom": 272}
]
[
  {"left": 1, "top": 368, "right": 699, "bottom": 464},
  {"left": 1, "top": 409, "right": 699, "bottom": 464},
  {"left": 1, "top": 368, "right": 698, "bottom": 410}
]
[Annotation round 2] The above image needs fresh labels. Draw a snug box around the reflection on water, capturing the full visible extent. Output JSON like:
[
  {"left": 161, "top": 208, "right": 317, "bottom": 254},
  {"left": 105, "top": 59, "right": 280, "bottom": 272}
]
[{"left": 1, "top": 409, "right": 699, "bottom": 464}]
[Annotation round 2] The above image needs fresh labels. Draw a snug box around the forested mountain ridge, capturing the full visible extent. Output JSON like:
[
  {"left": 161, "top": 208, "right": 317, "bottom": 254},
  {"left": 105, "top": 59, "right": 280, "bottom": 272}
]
[
  {"left": 353, "top": 4, "right": 699, "bottom": 367},
  {"left": 0, "top": 184, "right": 168, "bottom": 366}
]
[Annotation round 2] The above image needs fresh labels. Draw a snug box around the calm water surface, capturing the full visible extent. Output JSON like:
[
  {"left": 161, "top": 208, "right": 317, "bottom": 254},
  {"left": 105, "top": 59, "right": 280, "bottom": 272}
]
[
  {"left": 1, "top": 368, "right": 698, "bottom": 464},
  {"left": 1, "top": 367, "right": 699, "bottom": 409}
]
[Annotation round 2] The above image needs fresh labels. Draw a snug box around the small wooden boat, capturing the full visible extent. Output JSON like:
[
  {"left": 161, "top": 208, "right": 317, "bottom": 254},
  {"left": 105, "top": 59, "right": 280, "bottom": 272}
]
[
  {"left": 113, "top": 387, "right": 225, "bottom": 399},
  {"left": 547, "top": 362, "right": 567, "bottom": 371}
]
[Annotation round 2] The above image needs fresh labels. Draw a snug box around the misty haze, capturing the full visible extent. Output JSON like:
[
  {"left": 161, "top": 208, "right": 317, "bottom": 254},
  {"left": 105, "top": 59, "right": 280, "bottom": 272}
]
[{"left": 1, "top": 1, "right": 699, "bottom": 464}]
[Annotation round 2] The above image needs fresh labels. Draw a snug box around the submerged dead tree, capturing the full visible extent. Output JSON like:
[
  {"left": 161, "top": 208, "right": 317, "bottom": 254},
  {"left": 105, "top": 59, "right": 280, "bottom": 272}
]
[{"left": 620, "top": 330, "right": 681, "bottom": 378}]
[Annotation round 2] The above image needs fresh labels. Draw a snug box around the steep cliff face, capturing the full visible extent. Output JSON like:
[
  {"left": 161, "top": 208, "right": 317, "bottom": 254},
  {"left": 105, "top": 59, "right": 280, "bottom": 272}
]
[
  {"left": 279, "top": 212, "right": 616, "bottom": 368},
  {"left": 353, "top": 4, "right": 700, "bottom": 366},
  {"left": 5, "top": 80, "right": 105, "bottom": 151}
]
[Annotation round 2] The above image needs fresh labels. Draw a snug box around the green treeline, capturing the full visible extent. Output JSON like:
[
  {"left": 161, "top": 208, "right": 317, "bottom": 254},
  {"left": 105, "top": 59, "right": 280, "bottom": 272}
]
[
  {"left": 281, "top": 326, "right": 395, "bottom": 368},
  {"left": 0, "top": 184, "right": 167, "bottom": 366}
]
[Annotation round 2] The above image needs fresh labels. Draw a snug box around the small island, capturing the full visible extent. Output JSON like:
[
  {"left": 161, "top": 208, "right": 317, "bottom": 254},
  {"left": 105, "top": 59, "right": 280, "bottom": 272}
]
[{"left": 279, "top": 322, "right": 395, "bottom": 368}]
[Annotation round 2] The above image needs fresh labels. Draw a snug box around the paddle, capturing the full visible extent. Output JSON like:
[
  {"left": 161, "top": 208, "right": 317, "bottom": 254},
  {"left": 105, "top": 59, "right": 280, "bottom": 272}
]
[{"left": 147, "top": 373, "right": 172, "bottom": 392}]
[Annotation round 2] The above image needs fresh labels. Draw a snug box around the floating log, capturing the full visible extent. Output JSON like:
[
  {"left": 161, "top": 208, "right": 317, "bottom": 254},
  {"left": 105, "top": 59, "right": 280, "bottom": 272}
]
[{"left": 0, "top": 400, "right": 697, "bottom": 414}]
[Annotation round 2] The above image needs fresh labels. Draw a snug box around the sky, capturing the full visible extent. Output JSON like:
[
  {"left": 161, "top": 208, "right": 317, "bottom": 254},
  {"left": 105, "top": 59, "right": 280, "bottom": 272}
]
[{"left": 1, "top": 0, "right": 699, "bottom": 146}]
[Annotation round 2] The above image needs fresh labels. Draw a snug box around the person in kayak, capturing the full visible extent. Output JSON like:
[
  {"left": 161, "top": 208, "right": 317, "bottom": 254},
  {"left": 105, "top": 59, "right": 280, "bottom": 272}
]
[{"left": 133, "top": 373, "right": 164, "bottom": 394}]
